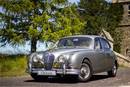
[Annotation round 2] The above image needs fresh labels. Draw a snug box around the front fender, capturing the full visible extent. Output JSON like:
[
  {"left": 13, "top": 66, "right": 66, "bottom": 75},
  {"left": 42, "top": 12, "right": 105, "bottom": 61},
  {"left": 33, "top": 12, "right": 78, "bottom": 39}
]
[{"left": 68, "top": 51, "right": 94, "bottom": 69}]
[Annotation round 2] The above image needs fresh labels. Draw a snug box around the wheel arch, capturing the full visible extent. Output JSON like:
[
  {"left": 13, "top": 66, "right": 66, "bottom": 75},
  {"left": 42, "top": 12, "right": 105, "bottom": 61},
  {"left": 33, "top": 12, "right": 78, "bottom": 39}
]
[
  {"left": 82, "top": 58, "right": 91, "bottom": 64},
  {"left": 82, "top": 57, "right": 93, "bottom": 72}
]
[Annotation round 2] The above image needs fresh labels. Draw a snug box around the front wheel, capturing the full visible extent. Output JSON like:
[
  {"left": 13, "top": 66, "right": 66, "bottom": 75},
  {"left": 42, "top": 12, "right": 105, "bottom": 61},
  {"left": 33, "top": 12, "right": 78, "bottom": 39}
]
[
  {"left": 78, "top": 62, "right": 92, "bottom": 82},
  {"left": 107, "top": 63, "right": 117, "bottom": 77}
]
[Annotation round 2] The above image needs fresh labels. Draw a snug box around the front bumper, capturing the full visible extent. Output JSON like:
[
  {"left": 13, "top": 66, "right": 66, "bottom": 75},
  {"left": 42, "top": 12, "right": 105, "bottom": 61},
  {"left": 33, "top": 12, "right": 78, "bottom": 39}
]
[{"left": 27, "top": 68, "right": 80, "bottom": 76}]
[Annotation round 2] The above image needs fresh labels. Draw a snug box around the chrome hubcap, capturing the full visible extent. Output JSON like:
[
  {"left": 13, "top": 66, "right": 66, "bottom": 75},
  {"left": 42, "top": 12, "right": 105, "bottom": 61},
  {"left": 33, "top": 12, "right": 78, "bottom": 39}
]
[{"left": 80, "top": 64, "right": 90, "bottom": 79}]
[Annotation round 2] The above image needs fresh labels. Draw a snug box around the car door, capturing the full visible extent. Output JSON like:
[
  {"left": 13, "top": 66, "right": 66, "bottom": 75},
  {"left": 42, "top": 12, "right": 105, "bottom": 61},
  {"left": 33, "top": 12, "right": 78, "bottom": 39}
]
[
  {"left": 100, "top": 38, "right": 114, "bottom": 70},
  {"left": 94, "top": 38, "right": 107, "bottom": 72}
]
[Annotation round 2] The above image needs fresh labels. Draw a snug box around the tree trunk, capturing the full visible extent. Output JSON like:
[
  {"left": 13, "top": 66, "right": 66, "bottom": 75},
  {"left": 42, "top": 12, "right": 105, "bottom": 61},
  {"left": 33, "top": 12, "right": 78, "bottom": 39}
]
[{"left": 31, "top": 38, "right": 37, "bottom": 53}]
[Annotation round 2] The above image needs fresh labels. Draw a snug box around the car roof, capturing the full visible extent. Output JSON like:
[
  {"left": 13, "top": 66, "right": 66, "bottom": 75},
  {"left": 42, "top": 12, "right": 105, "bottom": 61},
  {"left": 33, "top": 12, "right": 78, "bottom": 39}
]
[{"left": 63, "top": 35, "right": 103, "bottom": 39}]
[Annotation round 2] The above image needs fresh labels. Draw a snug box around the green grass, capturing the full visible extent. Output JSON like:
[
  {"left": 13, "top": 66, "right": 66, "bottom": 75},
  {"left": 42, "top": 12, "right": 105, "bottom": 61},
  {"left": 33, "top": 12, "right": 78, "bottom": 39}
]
[{"left": 0, "top": 54, "right": 28, "bottom": 77}]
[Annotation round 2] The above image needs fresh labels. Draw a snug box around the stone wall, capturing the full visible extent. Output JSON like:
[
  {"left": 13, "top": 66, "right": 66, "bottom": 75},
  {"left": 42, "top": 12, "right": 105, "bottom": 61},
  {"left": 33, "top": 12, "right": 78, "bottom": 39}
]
[
  {"left": 117, "top": 1, "right": 130, "bottom": 59},
  {"left": 112, "top": 0, "right": 130, "bottom": 66},
  {"left": 119, "top": 27, "right": 130, "bottom": 58}
]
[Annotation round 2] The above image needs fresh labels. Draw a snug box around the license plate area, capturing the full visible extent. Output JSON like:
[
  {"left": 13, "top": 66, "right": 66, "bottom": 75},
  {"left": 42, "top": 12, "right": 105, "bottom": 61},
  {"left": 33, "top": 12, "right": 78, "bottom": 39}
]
[{"left": 38, "top": 71, "right": 56, "bottom": 76}]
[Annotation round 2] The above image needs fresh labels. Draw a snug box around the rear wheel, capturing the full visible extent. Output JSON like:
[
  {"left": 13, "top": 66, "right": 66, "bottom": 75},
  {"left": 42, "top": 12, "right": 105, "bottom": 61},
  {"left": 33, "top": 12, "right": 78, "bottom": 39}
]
[
  {"left": 107, "top": 63, "right": 117, "bottom": 77},
  {"left": 78, "top": 61, "right": 92, "bottom": 82},
  {"left": 31, "top": 73, "right": 48, "bottom": 81}
]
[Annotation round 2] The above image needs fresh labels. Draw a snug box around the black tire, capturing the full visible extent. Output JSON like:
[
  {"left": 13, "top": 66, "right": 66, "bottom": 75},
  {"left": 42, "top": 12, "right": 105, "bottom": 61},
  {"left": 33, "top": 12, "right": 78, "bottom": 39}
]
[
  {"left": 31, "top": 73, "right": 48, "bottom": 81},
  {"left": 78, "top": 61, "right": 92, "bottom": 82},
  {"left": 107, "top": 63, "right": 117, "bottom": 77}
]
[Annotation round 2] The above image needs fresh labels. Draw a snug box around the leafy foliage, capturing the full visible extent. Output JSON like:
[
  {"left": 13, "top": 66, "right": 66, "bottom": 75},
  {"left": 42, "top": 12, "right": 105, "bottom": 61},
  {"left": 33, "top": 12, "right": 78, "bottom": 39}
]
[
  {"left": 78, "top": 0, "right": 123, "bottom": 52},
  {"left": 0, "top": 0, "right": 84, "bottom": 53}
]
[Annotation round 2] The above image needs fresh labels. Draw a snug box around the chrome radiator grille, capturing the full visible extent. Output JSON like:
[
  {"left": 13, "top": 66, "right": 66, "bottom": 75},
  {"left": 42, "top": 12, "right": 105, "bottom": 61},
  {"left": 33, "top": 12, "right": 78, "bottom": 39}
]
[
  {"left": 44, "top": 53, "right": 54, "bottom": 70},
  {"left": 31, "top": 53, "right": 55, "bottom": 70}
]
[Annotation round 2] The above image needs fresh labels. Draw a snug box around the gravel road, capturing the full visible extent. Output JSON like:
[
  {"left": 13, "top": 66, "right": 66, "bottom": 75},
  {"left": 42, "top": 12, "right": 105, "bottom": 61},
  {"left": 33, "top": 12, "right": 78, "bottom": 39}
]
[{"left": 0, "top": 68, "right": 130, "bottom": 87}]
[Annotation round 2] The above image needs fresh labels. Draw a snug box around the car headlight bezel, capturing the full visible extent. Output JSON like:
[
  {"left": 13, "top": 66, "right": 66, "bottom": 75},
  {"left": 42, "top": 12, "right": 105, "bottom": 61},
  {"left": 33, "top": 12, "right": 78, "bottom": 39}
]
[
  {"left": 32, "top": 54, "right": 43, "bottom": 63},
  {"left": 33, "top": 56, "right": 38, "bottom": 62},
  {"left": 58, "top": 55, "right": 68, "bottom": 63}
]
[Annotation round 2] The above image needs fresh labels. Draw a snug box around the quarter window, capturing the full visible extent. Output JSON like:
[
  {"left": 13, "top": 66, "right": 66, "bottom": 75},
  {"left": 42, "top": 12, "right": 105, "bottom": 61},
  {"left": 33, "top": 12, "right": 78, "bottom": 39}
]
[{"left": 100, "top": 38, "right": 111, "bottom": 49}]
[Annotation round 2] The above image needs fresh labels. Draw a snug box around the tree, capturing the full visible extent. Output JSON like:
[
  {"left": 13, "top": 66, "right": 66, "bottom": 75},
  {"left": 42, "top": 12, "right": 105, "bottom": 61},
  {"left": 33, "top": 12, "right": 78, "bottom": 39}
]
[
  {"left": 0, "top": 0, "right": 84, "bottom": 53},
  {"left": 78, "top": 0, "right": 123, "bottom": 52}
]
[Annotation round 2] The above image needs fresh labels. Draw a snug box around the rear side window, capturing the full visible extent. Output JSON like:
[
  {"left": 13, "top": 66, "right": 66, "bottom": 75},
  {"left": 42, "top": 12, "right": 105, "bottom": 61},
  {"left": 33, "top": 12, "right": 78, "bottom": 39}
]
[{"left": 100, "top": 38, "right": 111, "bottom": 49}]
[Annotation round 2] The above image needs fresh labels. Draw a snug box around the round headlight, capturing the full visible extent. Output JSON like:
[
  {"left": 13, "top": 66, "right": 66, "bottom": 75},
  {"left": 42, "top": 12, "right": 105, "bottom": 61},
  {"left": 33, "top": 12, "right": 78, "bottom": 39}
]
[
  {"left": 58, "top": 55, "right": 67, "bottom": 63},
  {"left": 32, "top": 54, "right": 43, "bottom": 63},
  {"left": 33, "top": 56, "right": 38, "bottom": 62}
]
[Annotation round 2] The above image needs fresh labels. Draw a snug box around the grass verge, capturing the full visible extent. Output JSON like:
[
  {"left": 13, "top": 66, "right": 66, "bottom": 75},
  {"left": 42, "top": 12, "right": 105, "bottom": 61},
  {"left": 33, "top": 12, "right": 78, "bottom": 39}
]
[{"left": 0, "top": 54, "right": 28, "bottom": 77}]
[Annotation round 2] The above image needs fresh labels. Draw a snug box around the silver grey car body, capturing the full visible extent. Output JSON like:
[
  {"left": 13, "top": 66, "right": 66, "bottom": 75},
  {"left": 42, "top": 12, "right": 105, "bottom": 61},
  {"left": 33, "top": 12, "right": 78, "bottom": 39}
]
[{"left": 27, "top": 35, "right": 118, "bottom": 81}]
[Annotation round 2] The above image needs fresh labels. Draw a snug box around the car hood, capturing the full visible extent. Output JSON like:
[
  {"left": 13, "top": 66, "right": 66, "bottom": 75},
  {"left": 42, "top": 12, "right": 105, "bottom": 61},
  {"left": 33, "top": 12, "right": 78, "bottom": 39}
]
[
  {"left": 36, "top": 47, "right": 92, "bottom": 60},
  {"left": 50, "top": 48, "right": 89, "bottom": 54}
]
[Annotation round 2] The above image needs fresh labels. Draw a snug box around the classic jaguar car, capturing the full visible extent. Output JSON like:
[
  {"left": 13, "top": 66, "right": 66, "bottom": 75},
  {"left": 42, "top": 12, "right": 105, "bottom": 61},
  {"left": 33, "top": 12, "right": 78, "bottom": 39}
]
[{"left": 27, "top": 35, "right": 118, "bottom": 82}]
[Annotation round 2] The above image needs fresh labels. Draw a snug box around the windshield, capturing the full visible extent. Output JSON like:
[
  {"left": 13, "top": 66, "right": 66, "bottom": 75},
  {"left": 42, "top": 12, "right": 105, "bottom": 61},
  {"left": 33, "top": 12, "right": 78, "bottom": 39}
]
[{"left": 57, "top": 37, "right": 92, "bottom": 48}]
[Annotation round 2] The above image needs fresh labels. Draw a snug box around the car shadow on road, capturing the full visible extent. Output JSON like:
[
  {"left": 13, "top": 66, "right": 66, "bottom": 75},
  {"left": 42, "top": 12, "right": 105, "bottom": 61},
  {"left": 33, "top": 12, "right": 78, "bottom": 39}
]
[
  {"left": 24, "top": 74, "right": 109, "bottom": 84},
  {"left": 90, "top": 75, "right": 109, "bottom": 81}
]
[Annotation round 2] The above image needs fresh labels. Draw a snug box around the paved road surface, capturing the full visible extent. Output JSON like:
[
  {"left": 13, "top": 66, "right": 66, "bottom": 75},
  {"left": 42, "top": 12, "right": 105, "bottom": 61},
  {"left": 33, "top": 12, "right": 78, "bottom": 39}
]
[{"left": 0, "top": 68, "right": 130, "bottom": 87}]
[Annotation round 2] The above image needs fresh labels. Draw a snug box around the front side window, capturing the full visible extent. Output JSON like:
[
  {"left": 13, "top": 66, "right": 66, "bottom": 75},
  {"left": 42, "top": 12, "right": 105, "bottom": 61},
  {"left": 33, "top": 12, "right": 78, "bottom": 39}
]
[{"left": 57, "top": 37, "right": 92, "bottom": 48}]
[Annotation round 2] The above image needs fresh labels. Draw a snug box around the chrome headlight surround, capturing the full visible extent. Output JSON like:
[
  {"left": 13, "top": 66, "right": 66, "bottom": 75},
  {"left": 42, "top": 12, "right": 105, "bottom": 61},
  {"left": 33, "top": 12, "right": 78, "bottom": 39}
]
[
  {"left": 32, "top": 54, "right": 44, "bottom": 63},
  {"left": 58, "top": 54, "right": 69, "bottom": 63}
]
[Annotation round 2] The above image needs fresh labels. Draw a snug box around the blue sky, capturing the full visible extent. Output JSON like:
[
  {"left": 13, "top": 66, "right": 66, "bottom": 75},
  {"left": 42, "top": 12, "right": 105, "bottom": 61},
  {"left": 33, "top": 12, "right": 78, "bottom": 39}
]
[{"left": 0, "top": 0, "right": 112, "bottom": 54}]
